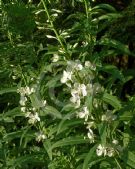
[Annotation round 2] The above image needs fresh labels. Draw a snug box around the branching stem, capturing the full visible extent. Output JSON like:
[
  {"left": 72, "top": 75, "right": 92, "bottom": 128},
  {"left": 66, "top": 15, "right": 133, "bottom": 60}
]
[{"left": 41, "top": 0, "right": 67, "bottom": 53}]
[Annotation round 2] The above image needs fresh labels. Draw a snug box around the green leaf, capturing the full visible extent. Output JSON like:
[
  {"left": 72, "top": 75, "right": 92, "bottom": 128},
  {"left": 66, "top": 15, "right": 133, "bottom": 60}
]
[
  {"left": 44, "top": 106, "right": 62, "bottom": 119},
  {"left": 3, "top": 107, "right": 24, "bottom": 118},
  {"left": 122, "top": 151, "right": 135, "bottom": 168},
  {"left": 45, "top": 75, "right": 61, "bottom": 88},
  {"left": 102, "top": 93, "right": 121, "bottom": 109},
  {"left": 57, "top": 119, "right": 83, "bottom": 134},
  {"left": 82, "top": 144, "right": 98, "bottom": 169},
  {"left": 30, "top": 94, "right": 44, "bottom": 109},
  {"left": 99, "top": 161, "right": 112, "bottom": 169},
  {"left": 98, "top": 65, "right": 125, "bottom": 81},
  {"left": 119, "top": 111, "right": 133, "bottom": 121},
  {"left": 98, "top": 13, "right": 122, "bottom": 21},
  {"left": 89, "top": 157, "right": 105, "bottom": 168},
  {"left": 50, "top": 136, "right": 89, "bottom": 150},
  {"left": 99, "top": 38, "right": 135, "bottom": 56},
  {"left": 3, "top": 131, "right": 23, "bottom": 141},
  {"left": 1, "top": 117, "right": 14, "bottom": 122},
  {"left": 61, "top": 103, "right": 76, "bottom": 112},
  {"left": 13, "top": 154, "right": 45, "bottom": 167},
  {"left": 92, "top": 4, "right": 117, "bottom": 12},
  {"left": 0, "top": 87, "right": 17, "bottom": 95},
  {"left": 57, "top": 112, "right": 76, "bottom": 134},
  {"left": 3, "top": 130, "right": 35, "bottom": 142},
  {"left": 98, "top": 123, "right": 107, "bottom": 145},
  {"left": 86, "top": 96, "right": 93, "bottom": 113},
  {"left": 43, "top": 140, "right": 52, "bottom": 160}
]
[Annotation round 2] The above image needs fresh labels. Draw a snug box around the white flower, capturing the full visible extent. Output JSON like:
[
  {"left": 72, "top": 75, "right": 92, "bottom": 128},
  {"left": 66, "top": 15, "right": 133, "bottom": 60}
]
[
  {"left": 86, "top": 84, "right": 93, "bottom": 95},
  {"left": 12, "top": 75, "right": 16, "bottom": 80},
  {"left": 52, "top": 54, "right": 59, "bottom": 62},
  {"left": 32, "top": 107, "right": 36, "bottom": 111},
  {"left": 85, "top": 61, "right": 92, "bottom": 68},
  {"left": 67, "top": 60, "right": 83, "bottom": 72},
  {"left": 77, "top": 106, "right": 89, "bottom": 121},
  {"left": 61, "top": 70, "right": 72, "bottom": 83},
  {"left": 80, "top": 84, "right": 87, "bottom": 97},
  {"left": 96, "top": 144, "right": 107, "bottom": 156},
  {"left": 86, "top": 122, "right": 94, "bottom": 129},
  {"left": 25, "top": 87, "right": 35, "bottom": 95},
  {"left": 27, "top": 112, "right": 40, "bottom": 124},
  {"left": 71, "top": 83, "right": 87, "bottom": 97},
  {"left": 85, "top": 61, "right": 96, "bottom": 70},
  {"left": 17, "top": 86, "right": 35, "bottom": 96},
  {"left": 75, "top": 60, "right": 83, "bottom": 70},
  {"left": 78, "top": 111, "right": 86, "bottom": 119},
  {"left": 19, "top": 96, "right": 27, "bottom": 106},
  {"left": 21, "top": 107, "right": 26, "bottom": 112},
  {"left": 36, "top": 132, "right": 47, "bottom": 142},
  {"left": 70, "top": 83, "right": 87, "bottom": 108},
  {"left": 93, "top": 83, "right": 102, "bottom": 94},
  {"left": 87, "top": 128, "right": 94, "bottom": 142},
  {"left": 25, "top": 111, "right": 31, "bottom": 118},
  {"left": 74, "top": 60, "right": 83, "bottom": 70},
  {"left": 101, "top": 111, "right": 117, "bottom": 122},
  {"left": 70, "top": 94, "right": 80, "bottom": 108},
  {"left": 112, "top": 139, "right": 118, "bottom": 145},
  {"left": 76, "top": 64, "right": 83, "bottom": 70},
  {"left": 96, "top": 144, "right": 115, "bottom": 157},
  {"left": 42, "top": 100, "right": 47, "bottom": 107},
  {"left": 106, "top": 147, "right": 114, "bottom": 157}
]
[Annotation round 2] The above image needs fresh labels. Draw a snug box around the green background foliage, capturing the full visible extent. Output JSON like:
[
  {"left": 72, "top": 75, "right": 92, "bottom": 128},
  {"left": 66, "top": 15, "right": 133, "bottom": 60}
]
[{"left": 0, "top": 0, "right": 135, "bottom": 168}]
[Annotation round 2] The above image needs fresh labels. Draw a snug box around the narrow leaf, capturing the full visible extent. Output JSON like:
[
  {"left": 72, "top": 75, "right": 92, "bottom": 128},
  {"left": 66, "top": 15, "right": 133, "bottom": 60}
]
[
  {"left": 51, "top": 136, "right": 89, "bottom": 150},
  {"left": 44, "top": 106, "right": 62, "bottom": 119},
  {"left": 0, "top": 87, "right": 17, "bottom": 95},
  {"left": 83, "top": 144, "right": 98, "bottom": 169},
  {"left": 102, "top": 93, "right": 121, "bottom": 109},
  {"left": 43, "top": 140, "right": 52, "bottom": 160}
]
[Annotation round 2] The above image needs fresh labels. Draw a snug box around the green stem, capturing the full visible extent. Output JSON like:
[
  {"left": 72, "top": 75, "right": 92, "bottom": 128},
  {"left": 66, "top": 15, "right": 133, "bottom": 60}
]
[
  {"left": 84, "top": 0, "right": 89, "bottom": 18},
  {"left": 41, "top": 0, "right": 67, "bottom": 52},
  {"left": 114, "top": 158, "right": 123, "bottom": 169}
]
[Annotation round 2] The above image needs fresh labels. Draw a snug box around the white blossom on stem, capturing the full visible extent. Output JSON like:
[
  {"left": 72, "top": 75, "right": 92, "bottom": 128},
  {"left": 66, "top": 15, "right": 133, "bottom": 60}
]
[
  {"left": 96, "top": 144, "right": 107, "bottom": 156},
  {"left": 36, "top": 132, "right": 47, "bottom": 142},
  {"left": 19, "top": 96, "right": 27, "bottom": 106},
  {"left": 87, "top": 128, "right": 94, "bottom": 143},
  {"left": 26, "top": 112, "right": 40, "bottom": 124},
  {"left": 77, "top": 106, "right": 89, "bottom": 121},
  {"left": 61, "top": 70, "right": 72, "bottom": 84}
]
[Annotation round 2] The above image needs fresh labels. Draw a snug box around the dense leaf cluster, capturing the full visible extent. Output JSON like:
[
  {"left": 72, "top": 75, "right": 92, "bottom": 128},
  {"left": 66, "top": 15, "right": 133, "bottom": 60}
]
[{"left": 0, "top": 0, "right": 135, "bottom": 169}]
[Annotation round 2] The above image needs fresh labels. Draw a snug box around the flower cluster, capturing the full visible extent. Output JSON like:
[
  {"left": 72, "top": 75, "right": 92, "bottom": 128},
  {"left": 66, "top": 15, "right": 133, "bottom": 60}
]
[
  {"left": 25, "top": 111, "right": 40, "bottom": 124},
  {"left": 61, "top": 60, "right": 102, "bottom": 108},
  {"left": 21, "top": 105, "right": 41, "bottom": 125},
  {"left": 61, "top": 60, "right": 102, "bottom": 143},
  {"left": 17, "top": 86, "right": 46, "bottom": 125},
  {"left": 60, "top": 59, "right": 121, "bottom": 157},
  {"left": 36, "top": 132, "right": 47, "bottom": 142},
  {"left": 17, "top": 86, "right": 35, "bottom": 106},
  {"left": 77, "top": 106, "right": 89, "bottom": 121},
  {"left": 96, "top": 144, "right": 115, "bottom": 157},
  {"left": 101, "top": 110, "right": 117, "bottom": 122},
  {"left": 96, "top": 139, "right": 122, "bottom": 157},
  {"left": 70, "top": 83, "right": 87, "bottom": 108},
  {"left": 17, "top": 85, "right": 48, "bottom": 144}
]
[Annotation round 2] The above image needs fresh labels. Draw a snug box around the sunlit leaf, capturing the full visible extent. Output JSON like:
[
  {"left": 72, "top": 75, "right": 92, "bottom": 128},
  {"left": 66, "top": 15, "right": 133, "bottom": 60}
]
[
  {"left": 50, "top": 136, "right": 89, "bottom": 150},
  {"left": 102, "top": 93, "right": 121, "bottom": 109}
]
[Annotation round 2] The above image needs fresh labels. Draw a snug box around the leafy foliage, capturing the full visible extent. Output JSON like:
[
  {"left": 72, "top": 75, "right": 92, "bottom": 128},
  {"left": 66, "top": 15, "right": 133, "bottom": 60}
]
[{"left": 0, "top": 0, "right": 135, "bottom": 168}]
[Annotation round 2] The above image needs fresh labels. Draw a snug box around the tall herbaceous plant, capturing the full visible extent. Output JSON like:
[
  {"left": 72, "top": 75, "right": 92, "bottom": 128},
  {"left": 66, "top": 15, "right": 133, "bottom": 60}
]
[{"left": 0, "top": 0, "right": 135, "bottom": 168}]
